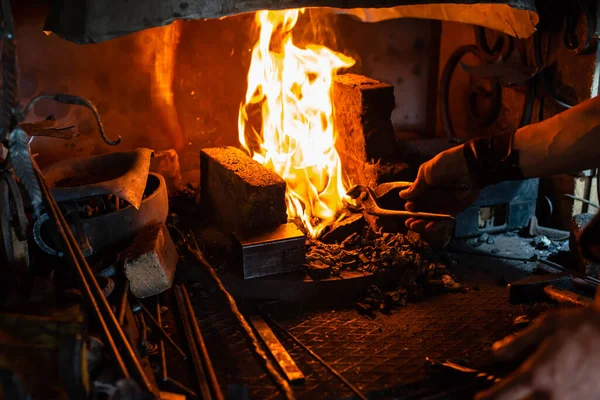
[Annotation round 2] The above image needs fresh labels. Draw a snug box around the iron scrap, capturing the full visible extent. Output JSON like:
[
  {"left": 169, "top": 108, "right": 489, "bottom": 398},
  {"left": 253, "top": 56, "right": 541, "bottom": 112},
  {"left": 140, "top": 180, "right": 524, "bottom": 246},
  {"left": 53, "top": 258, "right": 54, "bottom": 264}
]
[{"left": 21, "top": 117, "right": 79, "bottom": 140}]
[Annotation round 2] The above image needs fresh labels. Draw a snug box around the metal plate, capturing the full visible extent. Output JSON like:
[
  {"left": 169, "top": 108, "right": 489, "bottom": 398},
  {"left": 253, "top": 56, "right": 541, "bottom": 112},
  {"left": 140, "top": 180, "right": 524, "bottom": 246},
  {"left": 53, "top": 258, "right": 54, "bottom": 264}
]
[{"left": 234, "top": 223, "right": 306, "bottom": 280}]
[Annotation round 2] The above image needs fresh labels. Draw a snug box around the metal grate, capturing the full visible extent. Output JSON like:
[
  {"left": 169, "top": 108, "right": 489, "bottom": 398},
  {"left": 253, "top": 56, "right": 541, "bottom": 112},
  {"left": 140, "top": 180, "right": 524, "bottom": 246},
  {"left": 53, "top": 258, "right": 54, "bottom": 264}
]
[{"left": 187, "top": 260, "right": 548, "bottom": 399}]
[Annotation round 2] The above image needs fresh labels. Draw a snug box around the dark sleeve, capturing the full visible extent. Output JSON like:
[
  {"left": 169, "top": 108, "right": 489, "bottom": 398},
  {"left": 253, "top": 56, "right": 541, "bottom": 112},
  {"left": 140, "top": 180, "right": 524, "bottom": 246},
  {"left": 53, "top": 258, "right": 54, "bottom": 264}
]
[{"left": 579, "top": 212, "right": 600, "bottom": 262}]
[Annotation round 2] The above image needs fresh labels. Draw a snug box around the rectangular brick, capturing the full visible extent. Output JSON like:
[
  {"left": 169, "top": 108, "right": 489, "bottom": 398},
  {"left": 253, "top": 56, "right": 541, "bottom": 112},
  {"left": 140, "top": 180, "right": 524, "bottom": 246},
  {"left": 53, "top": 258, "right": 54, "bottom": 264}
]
[
  {"left": 200, "top": 146, "right": 287, "bottom": 235},
  {"left": 124, "top": 223, "right": 178, "bottom": 299},
  {"left": 333, "top": 74, "right": 398, "bottom": 187}
]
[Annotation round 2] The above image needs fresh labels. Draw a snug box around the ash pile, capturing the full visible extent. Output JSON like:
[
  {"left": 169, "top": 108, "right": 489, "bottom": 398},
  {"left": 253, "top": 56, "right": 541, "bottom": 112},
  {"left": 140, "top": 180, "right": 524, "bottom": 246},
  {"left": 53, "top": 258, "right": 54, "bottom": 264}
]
[{"left": 307, "top": 229, "right": 435, "bottom": 278}]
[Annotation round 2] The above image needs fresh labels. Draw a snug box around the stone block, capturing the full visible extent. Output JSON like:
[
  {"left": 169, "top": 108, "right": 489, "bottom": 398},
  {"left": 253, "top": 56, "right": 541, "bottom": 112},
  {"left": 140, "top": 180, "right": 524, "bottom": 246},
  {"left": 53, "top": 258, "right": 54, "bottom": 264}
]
[
  {"left": 124, "top": 223, "right": 178, "bottom": 298},
  {"left": 200, "top": 146, "right": 287, "bottom": 235},
  {"left": 150, "top": 149, "right": 182, "bottom": 196},
  {"left": 333, "top": 73, "right": 398, "bottom": 187}
]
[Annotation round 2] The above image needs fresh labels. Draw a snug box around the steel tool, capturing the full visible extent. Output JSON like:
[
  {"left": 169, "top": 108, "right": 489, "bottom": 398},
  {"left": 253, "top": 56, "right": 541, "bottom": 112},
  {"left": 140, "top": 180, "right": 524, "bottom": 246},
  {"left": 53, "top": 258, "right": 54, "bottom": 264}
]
[{"left": 346, "top": 182, "right": 458, "bottom": 220}]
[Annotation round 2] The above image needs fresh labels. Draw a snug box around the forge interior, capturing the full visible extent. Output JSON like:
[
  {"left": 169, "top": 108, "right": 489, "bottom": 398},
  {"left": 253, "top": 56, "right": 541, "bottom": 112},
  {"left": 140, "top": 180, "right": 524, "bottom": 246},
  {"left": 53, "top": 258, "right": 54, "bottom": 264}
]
[{"left": 2, "top": 0, "right": 600, "bottom": 399}]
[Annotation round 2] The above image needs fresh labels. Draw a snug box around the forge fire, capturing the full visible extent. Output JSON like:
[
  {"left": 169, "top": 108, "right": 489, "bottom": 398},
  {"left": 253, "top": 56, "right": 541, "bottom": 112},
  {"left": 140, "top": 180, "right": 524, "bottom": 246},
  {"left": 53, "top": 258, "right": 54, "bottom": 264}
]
[
  {"left": 3, "top": 1, "right": 600, "bottom": 399},
  {"left": 239, "top": 9, "right": 354, "bottom": 237}
]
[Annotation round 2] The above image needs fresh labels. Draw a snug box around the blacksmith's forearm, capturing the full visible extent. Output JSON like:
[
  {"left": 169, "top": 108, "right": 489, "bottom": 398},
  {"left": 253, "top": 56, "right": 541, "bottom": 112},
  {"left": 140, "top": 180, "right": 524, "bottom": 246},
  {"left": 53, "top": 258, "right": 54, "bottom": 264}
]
[{"left": 514, "top": 95, "right": 600, "bottom": 178}]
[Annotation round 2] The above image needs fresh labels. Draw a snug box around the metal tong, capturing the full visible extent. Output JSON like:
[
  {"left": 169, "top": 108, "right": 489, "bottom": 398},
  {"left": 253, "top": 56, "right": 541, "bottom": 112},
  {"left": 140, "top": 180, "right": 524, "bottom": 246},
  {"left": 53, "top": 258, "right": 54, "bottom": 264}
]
[{"left": 346, "top": 181, "right": 460, "bottom": 221}]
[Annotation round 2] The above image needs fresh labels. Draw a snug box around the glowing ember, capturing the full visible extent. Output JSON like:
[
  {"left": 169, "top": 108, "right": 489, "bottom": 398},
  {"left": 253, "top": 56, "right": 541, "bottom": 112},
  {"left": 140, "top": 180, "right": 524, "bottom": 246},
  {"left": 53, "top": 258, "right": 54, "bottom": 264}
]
[{"left": 238, "top": 9, "right": 355, "bottom": 237}]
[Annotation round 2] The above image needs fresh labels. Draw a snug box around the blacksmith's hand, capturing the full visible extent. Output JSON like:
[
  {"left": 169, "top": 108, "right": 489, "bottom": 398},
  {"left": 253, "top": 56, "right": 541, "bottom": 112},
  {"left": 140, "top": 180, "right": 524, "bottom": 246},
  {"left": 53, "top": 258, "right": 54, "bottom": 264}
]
[
  {"left": 475, "top": 307, "right": 600, "bottom": 400},
  {"left": 399, "top": 145, "right": 479, "bottom": 247}
]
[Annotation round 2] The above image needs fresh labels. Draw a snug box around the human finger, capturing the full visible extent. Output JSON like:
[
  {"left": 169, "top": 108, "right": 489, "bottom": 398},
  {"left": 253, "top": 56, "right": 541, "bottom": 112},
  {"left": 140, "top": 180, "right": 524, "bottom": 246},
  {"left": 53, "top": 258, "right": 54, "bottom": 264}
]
[
  {"left": 491, "top": 311, "right": 568, "bottom": 362},
  {"left": 407, "top": 219, "right": 429, "bottom": 235},
  {"left": 478, "top": 330, "right": 568, "bottom": 400},
  {"left": 399, "top": 170, "right": 428, "bottom": 201},
  {"left": 422, "top": 221, "right": 453, "bottom": 248},
  {"left": 405, "top": 201, "right": 417, "bottom": 212}
]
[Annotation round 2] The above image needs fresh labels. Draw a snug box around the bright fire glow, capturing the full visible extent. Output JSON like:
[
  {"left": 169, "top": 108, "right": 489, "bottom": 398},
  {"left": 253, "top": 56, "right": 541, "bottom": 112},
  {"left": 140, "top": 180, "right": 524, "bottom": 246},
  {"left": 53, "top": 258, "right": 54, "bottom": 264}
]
[{"left": 238, "top": 9, "right": 355, "bottom": 237}]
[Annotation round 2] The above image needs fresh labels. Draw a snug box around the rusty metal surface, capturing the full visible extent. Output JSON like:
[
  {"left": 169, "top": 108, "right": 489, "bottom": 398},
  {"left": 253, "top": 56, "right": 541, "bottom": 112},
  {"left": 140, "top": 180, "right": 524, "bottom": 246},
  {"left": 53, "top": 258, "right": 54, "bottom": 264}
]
[
  {"left": 42, "top": 148, "right": 153, "bottom": 209},
  {"left": 187, "top": 258, "right": 549, "bottom": 399},
  {"left": 33, "top": 173, "right": 169, "bottom": 254},
  {"left": 44, "top": 1, "right": 537, "bottom": 44}
]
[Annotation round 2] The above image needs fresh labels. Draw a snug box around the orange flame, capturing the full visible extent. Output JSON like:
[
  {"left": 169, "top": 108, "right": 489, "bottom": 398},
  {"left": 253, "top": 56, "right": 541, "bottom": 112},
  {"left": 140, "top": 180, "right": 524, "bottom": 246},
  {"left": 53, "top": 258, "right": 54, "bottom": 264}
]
[{"left": 238, "top": 9, "right": 355, "bottom": 237}]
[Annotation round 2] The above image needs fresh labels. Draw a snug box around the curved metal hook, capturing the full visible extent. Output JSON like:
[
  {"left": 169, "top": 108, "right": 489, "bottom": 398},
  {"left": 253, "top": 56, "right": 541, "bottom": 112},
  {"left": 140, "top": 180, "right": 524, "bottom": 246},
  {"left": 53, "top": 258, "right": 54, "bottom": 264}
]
[{"left": 21, "top": 94, "right": 121, "bottom": 146}]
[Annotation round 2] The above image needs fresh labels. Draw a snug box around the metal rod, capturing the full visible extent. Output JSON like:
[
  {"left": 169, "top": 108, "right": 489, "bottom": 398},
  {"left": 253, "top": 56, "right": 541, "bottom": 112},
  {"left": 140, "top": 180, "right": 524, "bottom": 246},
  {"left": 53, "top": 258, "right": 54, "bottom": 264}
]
[
  {"left": 34, "top": 163, "right": 154, "bottom": 394},
  {"left": 544, "top": 285, "right": 595, "bottom": 308},
  {"left": 34, "top": 163, "right": 130, "bottom": 381},
  {"left": 156, "top": 298, "right": 198, "bottom": 399},
  {"left": 249, "top": 315, "right": 305, "bottom": 384},
  {"left": 156, "top": 300, "right": 168, "bottom": 382},
  {"left": 181, "top": 284, "right": 225, "bottom": 400},
  {"left": 138, "top": 312, "right": 148, "bottom": 355},
  {"left": 118, "top": 280, "right": 129, "bottom": 326},
  {"left": 539, "top": 258, "right": 600, "bottom": 286},
  {"left": 563, "top": 193, "right": 600, "bottom": 208},
  {"left": 265, "top": 317, "right": 368, "bottom": 400},
  {"left": 186, "top": 240, "right": 295, "bottom": 400},
  {"left": 163, "top": 377, "right": 199, "bottom": 399},
  {"left": 55, "top": 193, "right": 153, "bottom": 392},
  {"left": 174, "top": 284, "right": 212, "bottom": 400},
  {"left": 447, "top": 248, "right": 600, "bottom": 287},
  {"left": 138, "top": 300, "right": 187, "bottom": 360}
]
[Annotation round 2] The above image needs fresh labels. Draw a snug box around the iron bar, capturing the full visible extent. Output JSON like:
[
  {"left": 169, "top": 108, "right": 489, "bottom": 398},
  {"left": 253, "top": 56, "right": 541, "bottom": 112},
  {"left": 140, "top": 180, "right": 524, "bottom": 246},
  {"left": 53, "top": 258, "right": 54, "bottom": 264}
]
[
  {"left": 139, "top": 312, "right": 148, "bottom": 355},
  {"left": 156, "top": 300, "right": 168, "bottom": 382},
  {"left": 181, "top": 283, "right": 224, "bottom": 400},
  {"left": 447, "top": 248, "right": 600, "bottom": 287},
  {"left": 249, "top": 315, "right": 305, "bottom": 384},
  {"left": 118, "top": 280, "right": 129, "bottom": 326},
  {"left": 138, "top": 300, "right": 187, "bottom": 360},
  {"left": 539, "top": 259, "right": 600, "bottom": 286},
  {"left": 174, "top": 284, "right": 212, "bottom": 400},
  {"left": 33, "top": 162, "right": 130, "bottom": 380},
  {"left": 186, "top": 239, "right": 295, "bottom": 400},
  {"left": 163, "top": 377, "right": 199, "bottom": 399},
  {"left": 265, "top": 317, "right": 368, "bottom": 400},
  {"left": 34, "top": 162, "right": 154, "bottom": 394},
  {"left": 564, "top": 193, "right": 600, "bottom": 209},
  {"left": 156, "top": 297, "right": 199, "bottom": 399}
]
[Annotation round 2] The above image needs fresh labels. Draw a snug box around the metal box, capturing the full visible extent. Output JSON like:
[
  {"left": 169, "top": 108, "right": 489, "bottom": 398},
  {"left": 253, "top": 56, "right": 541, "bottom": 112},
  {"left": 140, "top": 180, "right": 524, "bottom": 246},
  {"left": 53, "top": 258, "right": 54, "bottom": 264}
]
[
  {"left": 454, "top": 179, "right": 539, "bottom": 238},
  {"left": 234, "top": 223, "right": 306, "bottom": 279}
]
